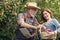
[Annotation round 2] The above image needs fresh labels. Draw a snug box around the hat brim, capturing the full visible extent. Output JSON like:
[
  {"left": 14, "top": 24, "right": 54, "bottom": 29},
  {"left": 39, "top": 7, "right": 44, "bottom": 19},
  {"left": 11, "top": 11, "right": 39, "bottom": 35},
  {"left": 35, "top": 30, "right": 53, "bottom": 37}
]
[{"left": 24, "top": 6, "right": 40, "bottom": 9}]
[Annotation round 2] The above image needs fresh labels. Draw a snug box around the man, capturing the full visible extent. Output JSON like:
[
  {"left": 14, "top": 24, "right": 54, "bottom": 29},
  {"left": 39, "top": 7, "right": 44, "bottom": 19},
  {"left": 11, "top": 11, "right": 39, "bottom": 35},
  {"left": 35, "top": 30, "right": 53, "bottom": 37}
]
[{"left": 14, "top": 2, "right": 40, "bottom": 40}]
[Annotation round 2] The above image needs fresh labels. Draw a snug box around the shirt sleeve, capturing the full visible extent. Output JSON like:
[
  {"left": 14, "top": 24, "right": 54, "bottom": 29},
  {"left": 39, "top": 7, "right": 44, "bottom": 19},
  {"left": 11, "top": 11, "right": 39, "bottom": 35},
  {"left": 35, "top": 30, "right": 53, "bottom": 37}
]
[
  {"left": 18, "top": 13, "right": 24, "bottom": 22},
  {"left": 52, "top": 19, "right": 60, "bottom": 33}
]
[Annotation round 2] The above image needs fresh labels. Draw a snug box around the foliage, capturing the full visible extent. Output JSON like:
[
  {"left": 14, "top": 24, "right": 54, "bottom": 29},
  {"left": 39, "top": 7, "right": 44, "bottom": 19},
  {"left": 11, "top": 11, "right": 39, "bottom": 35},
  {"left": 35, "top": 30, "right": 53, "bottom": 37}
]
[{"left": 0, "top": 0, "right": 60, "bottom": 40}]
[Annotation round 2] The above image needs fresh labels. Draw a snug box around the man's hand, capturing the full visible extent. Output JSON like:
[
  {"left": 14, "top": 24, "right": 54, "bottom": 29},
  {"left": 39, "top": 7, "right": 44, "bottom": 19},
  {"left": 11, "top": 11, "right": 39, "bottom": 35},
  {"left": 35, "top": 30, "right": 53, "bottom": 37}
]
[
  {"left": 36, "top": 24, "right": 41, "bottom": 29},
  {"left": 25, "top": 34, "right": 31, "bottom": 38},
  {"left": 25, "top": 33, "right": 36, "bottom": 38}
]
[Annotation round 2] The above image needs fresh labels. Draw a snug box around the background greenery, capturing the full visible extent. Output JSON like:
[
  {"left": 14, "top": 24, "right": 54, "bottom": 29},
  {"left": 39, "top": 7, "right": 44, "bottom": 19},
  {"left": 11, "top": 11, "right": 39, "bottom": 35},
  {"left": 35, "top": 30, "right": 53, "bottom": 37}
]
[{"left": 0, "top": 0, "right": 60, "bottom": 40}]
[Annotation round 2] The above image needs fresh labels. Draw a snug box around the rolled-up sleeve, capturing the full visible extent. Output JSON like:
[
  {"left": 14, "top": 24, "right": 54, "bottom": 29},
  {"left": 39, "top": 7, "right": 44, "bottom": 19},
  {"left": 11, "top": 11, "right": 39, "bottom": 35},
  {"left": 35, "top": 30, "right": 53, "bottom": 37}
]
[
  {"left": 52, "top": 19, "right": 60, "bottom": 33},
  {"left": 18, "top": 13, "right": 24, "bottom": 22}
]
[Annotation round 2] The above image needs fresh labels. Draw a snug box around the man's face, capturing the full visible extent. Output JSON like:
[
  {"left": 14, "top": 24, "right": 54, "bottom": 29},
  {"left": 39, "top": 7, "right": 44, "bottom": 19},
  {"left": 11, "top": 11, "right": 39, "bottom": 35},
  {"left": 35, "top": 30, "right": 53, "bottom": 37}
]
[{"left": 27, "top": 8, "right": 37, "bottom": 18}]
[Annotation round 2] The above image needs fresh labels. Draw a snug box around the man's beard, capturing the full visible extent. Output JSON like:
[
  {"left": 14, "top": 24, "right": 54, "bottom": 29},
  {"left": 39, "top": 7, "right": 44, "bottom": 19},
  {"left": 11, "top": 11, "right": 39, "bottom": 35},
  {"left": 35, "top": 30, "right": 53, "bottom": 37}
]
[{"left": 29, "top": 9, "right": 36, "bottom": 19}]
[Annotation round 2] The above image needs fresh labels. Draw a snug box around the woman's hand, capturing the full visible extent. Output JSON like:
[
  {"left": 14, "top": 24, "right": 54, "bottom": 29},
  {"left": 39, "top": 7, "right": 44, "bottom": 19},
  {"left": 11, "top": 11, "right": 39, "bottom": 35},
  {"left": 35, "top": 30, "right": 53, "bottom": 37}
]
[
  {"left": 48, "top": 31, "right": 57, "bottom": 35},
  {"left": 45, "top": 31, "right": 57, "bottom": 37}
]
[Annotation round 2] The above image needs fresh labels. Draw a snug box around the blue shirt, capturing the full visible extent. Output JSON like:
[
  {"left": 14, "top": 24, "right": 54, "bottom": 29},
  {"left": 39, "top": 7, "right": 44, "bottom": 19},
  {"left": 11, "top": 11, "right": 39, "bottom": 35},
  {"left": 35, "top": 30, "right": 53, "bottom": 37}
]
[{"left": 43, "top": 18, "right": 60, "bottom": 33}]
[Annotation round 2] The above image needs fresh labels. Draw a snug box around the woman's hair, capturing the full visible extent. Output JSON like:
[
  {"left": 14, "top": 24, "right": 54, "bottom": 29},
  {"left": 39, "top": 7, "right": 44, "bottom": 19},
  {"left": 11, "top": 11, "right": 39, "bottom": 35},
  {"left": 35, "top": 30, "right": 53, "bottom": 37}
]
[{"left": 41, "top": 8, "right": 53, "bottom": 23}]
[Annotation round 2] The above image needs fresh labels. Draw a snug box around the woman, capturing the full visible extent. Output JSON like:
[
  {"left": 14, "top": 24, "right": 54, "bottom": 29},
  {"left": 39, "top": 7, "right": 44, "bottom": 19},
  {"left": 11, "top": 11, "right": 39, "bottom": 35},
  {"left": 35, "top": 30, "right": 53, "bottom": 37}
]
[{"left": 40, "top": 8, "right": 60, "bottom": 40}]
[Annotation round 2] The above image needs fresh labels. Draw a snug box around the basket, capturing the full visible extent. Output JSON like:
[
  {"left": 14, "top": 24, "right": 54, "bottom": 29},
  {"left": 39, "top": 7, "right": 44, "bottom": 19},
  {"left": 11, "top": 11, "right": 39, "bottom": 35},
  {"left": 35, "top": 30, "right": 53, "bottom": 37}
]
[{"left": 40, "top": 32, "right": 57, "bottom": 39}]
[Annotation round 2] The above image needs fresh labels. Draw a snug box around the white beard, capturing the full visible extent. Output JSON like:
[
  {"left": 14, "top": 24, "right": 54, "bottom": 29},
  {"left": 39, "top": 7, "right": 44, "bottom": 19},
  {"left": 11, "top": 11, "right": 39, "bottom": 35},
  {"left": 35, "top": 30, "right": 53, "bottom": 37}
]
[{"left": 29, "top": 9, "right": 35, "bottom": 18}]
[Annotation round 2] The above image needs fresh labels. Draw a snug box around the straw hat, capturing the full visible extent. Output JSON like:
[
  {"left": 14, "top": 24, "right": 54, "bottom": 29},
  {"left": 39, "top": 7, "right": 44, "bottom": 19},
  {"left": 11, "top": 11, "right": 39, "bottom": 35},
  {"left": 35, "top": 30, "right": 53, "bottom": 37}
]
[{"left": 24, "top": 2, "right": 40, "bottom": 9}]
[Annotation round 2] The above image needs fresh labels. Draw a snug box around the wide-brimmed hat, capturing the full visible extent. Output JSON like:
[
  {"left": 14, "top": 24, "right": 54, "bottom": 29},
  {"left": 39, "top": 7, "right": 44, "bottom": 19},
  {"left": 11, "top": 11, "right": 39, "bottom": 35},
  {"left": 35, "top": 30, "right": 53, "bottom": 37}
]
[{"left": 24, "top": 2, "right": 40, "bottom": 9}]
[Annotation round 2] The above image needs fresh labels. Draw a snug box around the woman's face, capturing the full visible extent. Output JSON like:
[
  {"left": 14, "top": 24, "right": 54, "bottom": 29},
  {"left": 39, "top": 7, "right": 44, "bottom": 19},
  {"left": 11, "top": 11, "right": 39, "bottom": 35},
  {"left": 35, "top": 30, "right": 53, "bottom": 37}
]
[{"left": 43, "top": 11, "right": 51, "bottom": 20}]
